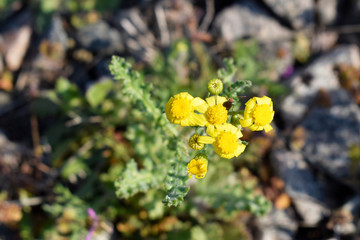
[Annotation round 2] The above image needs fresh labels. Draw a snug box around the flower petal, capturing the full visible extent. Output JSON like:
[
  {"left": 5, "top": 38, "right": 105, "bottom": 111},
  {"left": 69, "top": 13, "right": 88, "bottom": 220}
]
[
  {"left": 234, "top": 144, "right": 246, "bottom": 157},
  {"left": 215, "top": 123, "right": 236, "bottom": 133},
  {"left": 177, "top": 92, "right": 193, "bottom": 101},
  {"left": 192, "top": 97, "right": 208, "bottom": 113},
  {"left": 240, "top": 118, "right": 253, "bottom": 127},
  {"left": 255, "top": 96, "right": 271, "bottom": 105},
  {"left": 205, "top": 96, "right": 216, "bottom": 106},
  {"left": 245, "top": 98, "right": 256, "bottom": 108},
  {"left": 263, "top": 124, "right": 273, "bottom": 133},
  {"left": 198, "top": 136, "right": 215, "bottom": 144},
  {"left": 206, "top": 96, "right": 227, "bottom": 107},
  {"left": 235, "top": 128, "right": 243, "bottom": 139},
  {"left": 249, "top": 124, "right": 263, "bottom": 131},
  {"left": 189, "top": 113, "right": 206, "bottom": 126},
  {"left": 165, "top": 98, "right": 174, "bottom": 122},
  {"left": 218, "top": 152, "right": 235, "bottom": 159},
  {"left": 217, "top": 96, "right": 228, "bottom": 105},
  {"left": 206, "top": 124, "right": 216, "bottom": 137}
]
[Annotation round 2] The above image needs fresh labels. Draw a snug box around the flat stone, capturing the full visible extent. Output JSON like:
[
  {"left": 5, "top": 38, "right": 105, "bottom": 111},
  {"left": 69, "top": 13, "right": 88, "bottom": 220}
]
[
  {"left": 262, "top": 0, "right": 314, "bottom": 29},
  {"left": 212, "top": 0, "right": 291, "bottom": 43},
  {"left": 114, "top": 8, "right": 157, "bottom": 62},
  {"left": 77, "top": 20, "right": 123, "bottom": 54},
  {"left": 317, "top": 0, "right": 338, "bottom": 26},
  {"left": 0, "top": 11, "right": 32, "bottom": 71},
  {"left": 281, "top": 45, "right": 360, "bottom": 124},
  {"left": 45, "top": 15, "right": 68, "bottom": 49},
  {"left": 256, "top": 208, "right": 297, "bottom": 240},
  {"left": 300, "top": 89, "right": 360, "bottom": 184},
  {"left": 271, "top": 149, "right": 331, "bottom": 225}
]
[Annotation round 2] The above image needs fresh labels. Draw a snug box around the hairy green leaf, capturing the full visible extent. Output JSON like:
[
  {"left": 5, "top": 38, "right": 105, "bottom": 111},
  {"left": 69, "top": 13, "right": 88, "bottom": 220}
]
[
  {"left": 115, "top": 159, "right": 161, "bottom": 199},
  {"left": 86, "top": 80, "right": 113, "bottom": 107},
  {"left": 162, "top": 142, "right": 189, "bottom": 207}
]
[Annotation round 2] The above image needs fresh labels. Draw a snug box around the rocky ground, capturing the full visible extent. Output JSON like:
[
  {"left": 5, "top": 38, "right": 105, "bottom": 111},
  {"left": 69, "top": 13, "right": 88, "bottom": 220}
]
[{"left": 1, "top": 0, "right": 360, "bottom": 239}]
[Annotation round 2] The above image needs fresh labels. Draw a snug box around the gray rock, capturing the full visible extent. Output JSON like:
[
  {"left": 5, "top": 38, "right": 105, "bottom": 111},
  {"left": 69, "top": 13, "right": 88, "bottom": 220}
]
[
  {"left": 0, "top": 11, "right": 32, "bottom": 71},
  {"left": 0, "top": 130, "right": 25, "bottom": 170},
  {"left": 212, "top": 0, "right": 291, "bottom": 43},
  {"left": 317, "top": 0, "right": 338, "bottom": 26},
  {"left": 77, "top": 20, "right": 123, "bottom": 54},
  {"left": 260, "top": 41, "right": 294, "bottom": 80},
  {"left": 301, "top": 89, "right": 360, "bottom": 184},
  {"left": 281, "top": 45, "right": 360, "bottom": 124},
  {"left": 45, "top": 15, "right": 68, "bottom": 49},
  {"left": 262, "top": 0, "right": 314, "bottom": 29},
  {"left": 271, "top": 148, "right": 331, "bottom": 225},
  {"left": 256, "top": 208, "right": 297, "bottom": 240},
  {"left": 0, "top": 92, "right": 10, "bottom": 108}
]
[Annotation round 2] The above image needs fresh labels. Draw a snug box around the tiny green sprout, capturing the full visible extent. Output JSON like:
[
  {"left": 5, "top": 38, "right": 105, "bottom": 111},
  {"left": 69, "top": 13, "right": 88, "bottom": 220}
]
[{"left": 207, "top": 78, "right": 223, "bottom": 95}]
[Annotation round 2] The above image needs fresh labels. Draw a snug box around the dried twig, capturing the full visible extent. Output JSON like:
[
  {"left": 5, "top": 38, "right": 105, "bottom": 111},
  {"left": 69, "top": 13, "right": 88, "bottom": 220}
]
[
  {"left": 4, "top": 197, "right": 45, "bottom": 207},
  {"left": 155, "top": 3, "right": 170, "bottom": 47},
  {"left": 199, "top": 0, "right": 215, "bottom": 32}
]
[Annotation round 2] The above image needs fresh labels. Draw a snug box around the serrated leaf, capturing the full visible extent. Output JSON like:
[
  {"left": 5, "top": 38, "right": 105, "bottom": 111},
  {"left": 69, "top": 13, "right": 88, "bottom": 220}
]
[
  {"left": 162, "top": 144, "right": 190, "bottom": 207},
  {"left": 114, "top": 159, "right": 161, "bottom": 199},
  {"left": 86, "top": 80, "right": 113, "bottom": 108},
  {"left": 61, "top": 158, "right": 90, "bottom": 180}
]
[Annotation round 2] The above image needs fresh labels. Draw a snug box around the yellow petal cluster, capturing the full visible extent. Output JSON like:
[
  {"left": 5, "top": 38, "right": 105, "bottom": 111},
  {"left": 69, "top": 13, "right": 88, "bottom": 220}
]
[
  {"left": 240, "top": 96, "right": 275, "bottom": 133},
  {"left": 187, "top": 155, "right": 208, "bottom": 179},
  {"left": 165, "top": 87, "right": 275, "bottom": 181},
  {"left": 198, "top": 124, "right": 246, "bottom": 159},
  {"left": 165, "top": 92, "right": 207, "bottom": 126}
]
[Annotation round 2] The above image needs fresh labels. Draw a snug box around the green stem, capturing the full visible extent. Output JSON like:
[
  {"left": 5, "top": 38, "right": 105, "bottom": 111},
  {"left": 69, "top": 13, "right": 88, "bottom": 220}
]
[{"left": 228, "top": 110, "right": 244, "bottom": 115}]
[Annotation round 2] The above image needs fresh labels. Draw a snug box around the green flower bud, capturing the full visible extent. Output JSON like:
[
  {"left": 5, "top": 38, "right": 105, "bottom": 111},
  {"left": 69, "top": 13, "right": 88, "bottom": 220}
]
[
  {"left": 230, "top": 114, "right": 241, "bottom": 126},
  {"left": 194, "top": 153, "right": 208, "bottom": 161},
  {"left": 207, "top": 78, "right": 223, "bottom": 95},
  {"left": 188, "top": 134, "right": 204, "bottom": 150}
]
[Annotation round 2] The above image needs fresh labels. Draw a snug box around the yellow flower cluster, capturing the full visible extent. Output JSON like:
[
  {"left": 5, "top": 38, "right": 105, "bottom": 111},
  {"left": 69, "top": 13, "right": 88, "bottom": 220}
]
[{"left": 165, "top": 80, "right": 274, "bottom": 180}]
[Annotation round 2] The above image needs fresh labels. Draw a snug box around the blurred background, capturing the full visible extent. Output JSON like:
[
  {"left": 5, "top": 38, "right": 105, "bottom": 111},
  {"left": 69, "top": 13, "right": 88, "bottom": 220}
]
[{"left": 0, "top": 0, "right": 360, "bottom": 239}]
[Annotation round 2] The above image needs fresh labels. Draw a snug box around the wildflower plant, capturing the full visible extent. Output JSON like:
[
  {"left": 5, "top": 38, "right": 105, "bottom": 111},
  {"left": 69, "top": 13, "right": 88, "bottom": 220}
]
[{"left": 110, "top": 56, "right": 273, "bottom": 215}]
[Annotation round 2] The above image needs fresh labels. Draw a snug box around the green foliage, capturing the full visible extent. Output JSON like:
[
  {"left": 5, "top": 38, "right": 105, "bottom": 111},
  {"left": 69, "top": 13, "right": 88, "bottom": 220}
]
[
  {"left": 28, "top": 39, "right": 274, "bottom": 239},
  {"left": 231, "top": 40, "right": 287, "bottom": 98},
  {"left": 115, "top": 159, "right": 161, "bottom": 199},
  {"left": 109, "top": 56, "right": 189, "bottom": 206},
  {"left": 162, "top": 142, "right": 190, "bottom": 207},
  {"left": 86, "top": 79, "right": 113, "bottom": 108}
]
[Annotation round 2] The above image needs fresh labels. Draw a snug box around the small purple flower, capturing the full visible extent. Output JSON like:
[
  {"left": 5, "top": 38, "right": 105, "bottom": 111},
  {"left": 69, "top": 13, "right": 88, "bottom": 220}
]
[
  {"left": 85, "top": 208, "right": 98, "bottom": 240},
  {"left": 281, "top": 66, "right": 294, "bottom": 79}
]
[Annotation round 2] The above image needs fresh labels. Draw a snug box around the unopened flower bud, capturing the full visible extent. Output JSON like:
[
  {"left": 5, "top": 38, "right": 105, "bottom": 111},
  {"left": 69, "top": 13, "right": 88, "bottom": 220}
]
[
  {"left": 207, "top": 78, "right": 223, "bottom": 95},
  {"left": 188, "top": 134, "right": 204, "bottom": 150},
  {"left": 231, "top": 114, "right": 241, "bottom": 126}
]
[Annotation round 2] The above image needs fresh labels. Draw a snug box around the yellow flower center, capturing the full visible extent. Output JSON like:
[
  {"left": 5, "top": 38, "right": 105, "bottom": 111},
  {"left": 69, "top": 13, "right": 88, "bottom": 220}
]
[
  {"left": 187, "top": 158, "right": 207, "bottom": 179},
  {"left": 205, "top": 104, "right": 228, "bottom": 125},
  {"left": 171, "top": 98, "right": 191, "bottom": 119},
  {"left": 252, "top": 104, "right": 272, "bottom": 126},
  {"left": 215, "top": 132, "right": 238, "bottom": 154}
]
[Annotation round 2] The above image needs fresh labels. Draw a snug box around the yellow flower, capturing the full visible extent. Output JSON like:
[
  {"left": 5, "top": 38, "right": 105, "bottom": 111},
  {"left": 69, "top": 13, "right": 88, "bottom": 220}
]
[
  {"left": 192, "top": 96, "right": 229, "bottom": 132},
  {"left": 165, "top": 92, "right": 207, "bottom": 126},
  {"left": 240, "top": 96, "right": 275, "bottom": 133},
  {"left": 187, "top": 154, "right": 208, "bottom": 179},
  {"left": 198, "top": 123, "right": 246, "bottom": 159}
]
